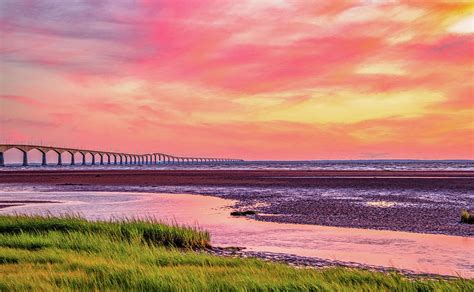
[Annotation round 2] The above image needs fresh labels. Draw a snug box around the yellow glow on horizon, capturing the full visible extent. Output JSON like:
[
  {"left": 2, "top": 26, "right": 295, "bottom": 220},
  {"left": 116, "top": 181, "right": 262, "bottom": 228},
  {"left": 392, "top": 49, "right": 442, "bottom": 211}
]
[{"left": 260, "top": 90, "right": 445, "bottom": 124}]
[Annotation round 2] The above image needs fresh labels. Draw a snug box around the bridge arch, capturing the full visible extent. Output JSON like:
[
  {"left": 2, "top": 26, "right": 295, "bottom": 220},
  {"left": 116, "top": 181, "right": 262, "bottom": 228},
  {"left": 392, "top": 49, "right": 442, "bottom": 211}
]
[
  {"left": 21, "top": 148, "right": 45, "bottom": 166},
  {"left": 0, "top": 147, "right": 28, "bottom": 166},
  {"left": 60, "top": 150, "right": 74, "bottom": 165}
]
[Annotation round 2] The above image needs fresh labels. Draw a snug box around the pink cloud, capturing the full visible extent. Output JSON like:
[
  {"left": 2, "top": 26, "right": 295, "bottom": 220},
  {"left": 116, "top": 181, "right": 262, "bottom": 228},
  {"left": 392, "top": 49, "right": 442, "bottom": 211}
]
[{"left": 0, "top": 94, "right": 44, "bottom": 107}]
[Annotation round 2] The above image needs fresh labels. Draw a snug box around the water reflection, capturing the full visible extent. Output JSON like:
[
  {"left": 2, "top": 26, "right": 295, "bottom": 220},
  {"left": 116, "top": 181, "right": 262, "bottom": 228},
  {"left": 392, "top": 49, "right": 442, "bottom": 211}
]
[{"left": 0, "top": 191, "right": 472, "bottom": 278}]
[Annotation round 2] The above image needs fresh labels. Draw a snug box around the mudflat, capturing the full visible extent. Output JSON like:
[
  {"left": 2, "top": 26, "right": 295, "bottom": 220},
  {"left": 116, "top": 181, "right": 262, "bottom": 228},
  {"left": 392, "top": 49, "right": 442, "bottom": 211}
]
[
  {"left": 0, "top": 169, "right": 473, "bottom": 236},
  {"left": 0, "top": 169, "right": 473, "bottom": 189}
]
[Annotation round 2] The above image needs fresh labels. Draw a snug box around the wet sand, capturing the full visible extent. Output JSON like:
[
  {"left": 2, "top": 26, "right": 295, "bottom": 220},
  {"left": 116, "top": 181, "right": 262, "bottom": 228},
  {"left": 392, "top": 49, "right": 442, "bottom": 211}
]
[
  {"left": 0, "top": 200, "right": 58, "bottom": 209},
  {"left": 1, "top": 169, "right": 473, "bottom": 189},
  {"left": 0, "top": 169, "right": 473, "bottom": 236}
]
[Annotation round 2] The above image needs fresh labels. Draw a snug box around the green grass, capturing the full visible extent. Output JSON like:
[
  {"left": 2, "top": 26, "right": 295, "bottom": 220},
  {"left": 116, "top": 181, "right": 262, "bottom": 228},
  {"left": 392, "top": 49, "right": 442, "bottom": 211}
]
[{"left": 0, "top": 215, "right": 472, "bottom": 291}]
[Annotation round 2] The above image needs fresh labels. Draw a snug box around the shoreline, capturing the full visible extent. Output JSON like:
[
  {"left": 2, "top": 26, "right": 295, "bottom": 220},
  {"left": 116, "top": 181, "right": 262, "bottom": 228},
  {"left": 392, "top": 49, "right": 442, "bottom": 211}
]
[
  {"left": 0, "top": 169, "right": 472, "bottom": 237},
  {"left": 206, "top": 247, "right": 464, "bottom": 280}
]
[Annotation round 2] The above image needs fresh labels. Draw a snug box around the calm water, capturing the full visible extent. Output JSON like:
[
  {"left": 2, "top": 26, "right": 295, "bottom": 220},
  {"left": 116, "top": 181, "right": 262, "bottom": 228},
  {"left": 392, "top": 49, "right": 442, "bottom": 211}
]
[
  {"left": 0, "top": 191, "right": 473, "bottom": 278},
  {"left": 2, "top": 160, "right": 474, "bottom": 171}
]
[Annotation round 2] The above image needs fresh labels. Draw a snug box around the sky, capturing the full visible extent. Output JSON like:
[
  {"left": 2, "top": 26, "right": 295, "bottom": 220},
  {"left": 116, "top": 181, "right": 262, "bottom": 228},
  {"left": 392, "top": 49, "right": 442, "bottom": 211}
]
[{"left": 0, "top": 0, "right": 473, "bottom": 160}]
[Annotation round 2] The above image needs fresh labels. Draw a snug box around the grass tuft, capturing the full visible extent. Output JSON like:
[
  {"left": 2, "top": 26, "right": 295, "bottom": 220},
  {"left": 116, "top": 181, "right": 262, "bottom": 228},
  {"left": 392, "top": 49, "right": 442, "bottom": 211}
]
[{"left": 0, "top": 214, "right": 210, "bottom": 249}]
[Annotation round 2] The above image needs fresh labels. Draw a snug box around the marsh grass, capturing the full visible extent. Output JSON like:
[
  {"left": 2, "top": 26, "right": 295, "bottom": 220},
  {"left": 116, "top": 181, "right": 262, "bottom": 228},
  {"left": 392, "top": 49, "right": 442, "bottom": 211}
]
[
  {"left": 0, "top": 214, "right": 210, "bottom": 249},
  {"left": 0, "top": 214, "right": 472, "bottom": 291}
]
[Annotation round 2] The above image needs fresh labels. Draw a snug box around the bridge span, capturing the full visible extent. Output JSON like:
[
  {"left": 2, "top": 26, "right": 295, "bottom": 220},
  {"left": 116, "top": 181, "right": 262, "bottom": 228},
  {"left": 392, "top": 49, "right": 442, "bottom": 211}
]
[{"left": 0, "top": 144, "right": 243, "bottom": 167}]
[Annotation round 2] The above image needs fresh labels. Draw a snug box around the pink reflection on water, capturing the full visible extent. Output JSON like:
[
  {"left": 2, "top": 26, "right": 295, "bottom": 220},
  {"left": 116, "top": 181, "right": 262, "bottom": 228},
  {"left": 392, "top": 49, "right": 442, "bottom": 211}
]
[{"left": 0, "top": 191, "right": 473, "bottom": 278}]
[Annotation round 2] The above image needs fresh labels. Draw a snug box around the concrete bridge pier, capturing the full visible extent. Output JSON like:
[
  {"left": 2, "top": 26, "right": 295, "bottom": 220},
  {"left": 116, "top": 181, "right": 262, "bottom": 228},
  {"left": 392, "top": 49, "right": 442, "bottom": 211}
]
[
  {"left": 57, "top": 151, "right": 63, "bottom": 166},
  {"left": 0, "top": 152, "right": 4, "bottom": 167},
  {"left": 21, "top": 150, "right": 28, "bottom": 166},
  {"left": 70, "top": 152, "right": 75, "bottom": 165},
  {"left": 40, "top": 151, "right": 47, "bottom": 166}
]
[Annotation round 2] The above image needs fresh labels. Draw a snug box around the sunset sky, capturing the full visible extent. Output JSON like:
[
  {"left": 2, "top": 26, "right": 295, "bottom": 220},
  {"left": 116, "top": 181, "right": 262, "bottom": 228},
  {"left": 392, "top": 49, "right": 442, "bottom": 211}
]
[{"left": 1, "top": 0, "right": 473, "bottom": 160}]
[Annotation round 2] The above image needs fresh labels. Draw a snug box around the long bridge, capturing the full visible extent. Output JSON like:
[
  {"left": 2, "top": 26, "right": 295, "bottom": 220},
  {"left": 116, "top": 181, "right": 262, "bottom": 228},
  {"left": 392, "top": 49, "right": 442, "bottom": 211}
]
[{"left": 0, "top": 144, "right": 243, "bottom": 167}]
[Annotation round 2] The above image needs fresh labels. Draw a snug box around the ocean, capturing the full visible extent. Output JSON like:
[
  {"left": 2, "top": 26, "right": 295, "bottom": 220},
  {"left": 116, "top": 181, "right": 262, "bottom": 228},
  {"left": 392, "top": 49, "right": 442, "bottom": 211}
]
[{"left": 2, "top": 160, "right": 473, "bottom": 171}]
